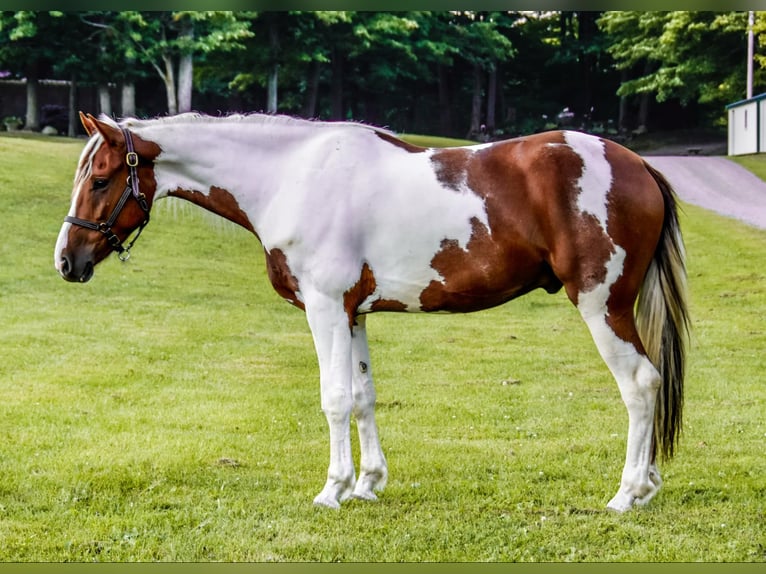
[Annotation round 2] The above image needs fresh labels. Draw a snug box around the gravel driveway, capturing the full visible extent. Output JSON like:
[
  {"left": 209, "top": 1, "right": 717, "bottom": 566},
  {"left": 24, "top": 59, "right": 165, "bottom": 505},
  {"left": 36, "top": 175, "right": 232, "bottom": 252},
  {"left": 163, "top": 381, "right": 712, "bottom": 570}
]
[{"left": 644, "top": 156, "right": 766, "bottom": 230}]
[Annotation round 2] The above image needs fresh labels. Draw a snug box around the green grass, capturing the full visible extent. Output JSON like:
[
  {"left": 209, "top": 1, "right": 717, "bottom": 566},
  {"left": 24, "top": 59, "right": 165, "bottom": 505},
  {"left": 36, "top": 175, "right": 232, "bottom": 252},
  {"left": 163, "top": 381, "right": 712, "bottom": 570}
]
[
  {"left": 400, "top": 133, "right": 477, "bottom": 147},
  {"left": 1, "top": 133, "right": 765, "bottom": 561},
  {"left": 730, "top": 153, "right": 766, "bottom": 180}
]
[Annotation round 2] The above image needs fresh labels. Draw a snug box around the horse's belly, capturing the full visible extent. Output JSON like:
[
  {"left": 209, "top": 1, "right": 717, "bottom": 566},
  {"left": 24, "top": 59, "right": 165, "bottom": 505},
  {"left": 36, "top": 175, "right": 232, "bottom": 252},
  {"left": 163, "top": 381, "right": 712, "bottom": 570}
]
[{"left": 358, "top": 245, "right": 561, "bottom": 315}]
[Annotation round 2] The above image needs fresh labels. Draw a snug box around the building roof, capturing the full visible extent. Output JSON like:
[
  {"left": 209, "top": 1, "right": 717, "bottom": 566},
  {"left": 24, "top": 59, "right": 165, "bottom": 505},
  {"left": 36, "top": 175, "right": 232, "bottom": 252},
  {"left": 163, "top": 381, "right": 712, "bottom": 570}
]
[{"left": 726, "top": 92, "right": 766, "bottom": 110}]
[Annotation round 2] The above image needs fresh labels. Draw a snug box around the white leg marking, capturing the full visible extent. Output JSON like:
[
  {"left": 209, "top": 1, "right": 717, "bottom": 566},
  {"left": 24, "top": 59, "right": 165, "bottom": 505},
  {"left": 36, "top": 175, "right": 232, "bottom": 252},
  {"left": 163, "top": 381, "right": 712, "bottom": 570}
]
[
  {"left": 349, "top": 317, "right": 388, "bottom": 500},
  {"left": 578, "top": 248, "right": 662, "bottom": 512},
  {"left": 304, "top": 291, "right": 356, "bottom": 509}
]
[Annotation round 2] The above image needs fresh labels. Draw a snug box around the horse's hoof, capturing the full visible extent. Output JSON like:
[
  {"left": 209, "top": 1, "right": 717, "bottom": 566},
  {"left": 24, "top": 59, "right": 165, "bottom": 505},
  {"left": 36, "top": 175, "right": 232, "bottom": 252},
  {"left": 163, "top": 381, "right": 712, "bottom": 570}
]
[
  {"left": 351, "top": 489, "right": 379, "bottom": 501},
  {"left": 606, "top": 492, "right": 635, "bottom": 513},
  {"left": 313, "top": 495, "right": 341, "bottom": 509}
]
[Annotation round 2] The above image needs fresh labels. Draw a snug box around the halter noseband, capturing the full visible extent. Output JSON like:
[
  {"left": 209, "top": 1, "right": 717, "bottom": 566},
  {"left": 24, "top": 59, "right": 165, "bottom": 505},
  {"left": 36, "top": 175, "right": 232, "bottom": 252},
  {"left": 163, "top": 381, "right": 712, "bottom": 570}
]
[{"left": 65, "top": 128, "right": 150, "bottom": 262}]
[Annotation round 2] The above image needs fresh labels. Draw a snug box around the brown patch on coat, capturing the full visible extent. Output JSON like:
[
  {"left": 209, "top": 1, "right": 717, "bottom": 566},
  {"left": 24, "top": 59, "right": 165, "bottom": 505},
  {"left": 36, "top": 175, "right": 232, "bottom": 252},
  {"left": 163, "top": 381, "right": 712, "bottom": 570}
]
[
  {"left": 370, "top": 298, "right": 408, "bottom": 313},
  {"left": 430, "top": 148, "right": 471, "bottom": 191},
  {"left": 598, "top": 145, "right": 665, "bottom": 352},
  {"left": 343, "top": 262, "right": 377, "bottom": 328},
  {"left": 375, "top": 131, "right": 427, "bottom": 153},
  {"left": 265, "top": 248, "right": 304, "bottom": 311},
  {"left": 343, "top": 262, "right": 409, "bottom": 327},
  {"left": 421, "top": 131, "right": 667, "bottom": 355},
  {"left": 169, "top": 186, "right": 255, "bottom": 233},
  {"left": 420, "top": 136, "right": 575, "bottom": 312}
]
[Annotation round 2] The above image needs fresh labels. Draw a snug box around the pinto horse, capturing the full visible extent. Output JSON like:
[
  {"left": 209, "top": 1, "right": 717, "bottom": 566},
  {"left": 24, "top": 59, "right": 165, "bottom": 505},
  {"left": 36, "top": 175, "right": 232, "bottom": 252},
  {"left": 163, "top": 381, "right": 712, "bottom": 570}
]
[{"left": 55, "top": 112, "right": 689, "bottom": 512}]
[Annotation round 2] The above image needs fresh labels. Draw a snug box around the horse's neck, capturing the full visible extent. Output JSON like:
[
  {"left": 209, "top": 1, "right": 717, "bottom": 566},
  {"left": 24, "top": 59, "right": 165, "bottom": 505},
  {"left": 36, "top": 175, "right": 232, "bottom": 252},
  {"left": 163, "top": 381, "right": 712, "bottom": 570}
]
[
  {"left": 143, "top": 119, "right": 298, "bottom": 198},
  {"left": 138, "top": 117, "right": 326, "bottom": 233}
]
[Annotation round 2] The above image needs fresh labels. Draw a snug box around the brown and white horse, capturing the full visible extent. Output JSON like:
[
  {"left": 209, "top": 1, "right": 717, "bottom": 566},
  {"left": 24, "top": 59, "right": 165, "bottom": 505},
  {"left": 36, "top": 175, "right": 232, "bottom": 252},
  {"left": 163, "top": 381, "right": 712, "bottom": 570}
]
[{"left": 55, "top": 112, "right": 689, "bottom": 512}]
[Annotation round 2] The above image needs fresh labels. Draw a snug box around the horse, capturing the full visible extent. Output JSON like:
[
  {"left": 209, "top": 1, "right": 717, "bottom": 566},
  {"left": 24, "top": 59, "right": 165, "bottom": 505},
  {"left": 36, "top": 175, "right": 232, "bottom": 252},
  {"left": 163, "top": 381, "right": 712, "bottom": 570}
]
[{"left": 54, "top": 112, "right": 689, "bottom": 512}]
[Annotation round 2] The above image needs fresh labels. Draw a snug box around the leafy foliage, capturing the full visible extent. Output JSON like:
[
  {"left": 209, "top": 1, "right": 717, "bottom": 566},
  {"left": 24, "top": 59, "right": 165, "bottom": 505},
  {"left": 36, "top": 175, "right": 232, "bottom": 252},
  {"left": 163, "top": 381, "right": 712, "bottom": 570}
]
[
  {"left": 0, "top": 11, "right": 761, "bottom": 134},
  {"left": 599, "top": 11, "right": 748, "bottom": 107}
]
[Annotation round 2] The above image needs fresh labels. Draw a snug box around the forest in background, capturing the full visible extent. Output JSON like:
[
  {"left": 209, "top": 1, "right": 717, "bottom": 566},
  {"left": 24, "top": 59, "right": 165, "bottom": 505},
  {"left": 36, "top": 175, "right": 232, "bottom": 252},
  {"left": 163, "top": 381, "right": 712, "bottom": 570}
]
[{"left": 0, "top": 11, "right": 762, "bottom": 139}]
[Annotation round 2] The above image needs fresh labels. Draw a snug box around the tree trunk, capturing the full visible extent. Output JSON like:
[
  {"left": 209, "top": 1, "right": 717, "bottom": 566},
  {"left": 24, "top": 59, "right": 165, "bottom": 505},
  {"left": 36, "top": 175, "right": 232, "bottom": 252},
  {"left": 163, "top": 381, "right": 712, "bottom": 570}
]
[
  {"left": 162, "top": 54, "right": 178, "bottom": 116},
  {"left": 267, "top": 65, "right": 278, "bottom": 114},
  {"left": 178, "top": 53, "right": 193, "bottom": 113},
  {"left": 177, "top": 18, "right": 194, "bottom": 114},
  {"left": 486, "top": 64, "right": 497, "bottom": 135},
  {"left": 438, "top": 63, "right": 453, "bottom": 136},
  {"left": 68, "top": 74, "right": 77, "bottom": 137},
  {"left": 577, "top": 12, "right": 598, "bottom": 128},
  {"left": 98, "top": 83, "right": 112, "bottom": 117},
  {"left": 121, "top": 82, "right": 136, "bottom": 118},
  {"left": 267, "top": 15, "right": 279, "bottom": 114},
  {"left": 267, "top": 69, "right": 278, "bottom": 114},
  {"left": 637, "top": 59, "right": 653, "bottom": 133},
  {"left": 467, "top": 63, "right": 483, "bottom": 139},
  {"left": 330, "top": 46, "right": 344, "bottom": 120},
  {"left": 25, "top": 65, "right": 40, "bottom": 131},
  {"left": 637, "top": 92, "right": 650, "bottom": 133},
  {"left": 618, "top": 69, "right": 629, "bottom": 134},
  {"left": 302, "top": 60, "right": 320, "bottom": 118}
]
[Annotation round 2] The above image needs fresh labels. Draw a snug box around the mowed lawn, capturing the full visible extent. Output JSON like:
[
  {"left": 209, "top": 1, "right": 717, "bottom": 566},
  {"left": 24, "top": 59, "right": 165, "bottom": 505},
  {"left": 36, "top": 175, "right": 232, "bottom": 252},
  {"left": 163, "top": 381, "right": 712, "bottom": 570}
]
[{"left": 0, "top": 132, "right": 764, "bottom": 562}]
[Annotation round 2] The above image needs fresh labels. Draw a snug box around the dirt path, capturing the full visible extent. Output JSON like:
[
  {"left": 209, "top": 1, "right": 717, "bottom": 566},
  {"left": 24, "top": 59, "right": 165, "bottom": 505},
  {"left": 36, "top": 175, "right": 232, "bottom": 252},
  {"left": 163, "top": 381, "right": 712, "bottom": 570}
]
[{"left": 643, "top": 156, "right": 766, "bottom": 230}]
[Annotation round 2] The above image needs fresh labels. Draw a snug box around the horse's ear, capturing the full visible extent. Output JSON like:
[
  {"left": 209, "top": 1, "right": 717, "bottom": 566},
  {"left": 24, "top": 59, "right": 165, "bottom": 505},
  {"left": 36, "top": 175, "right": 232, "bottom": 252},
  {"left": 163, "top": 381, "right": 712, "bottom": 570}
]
[
  {"left": 79, "top": 111, "right": 97, "bottom": 136},
  {"left": 84, "top": 113, "right": 122, "bottom": 148}
]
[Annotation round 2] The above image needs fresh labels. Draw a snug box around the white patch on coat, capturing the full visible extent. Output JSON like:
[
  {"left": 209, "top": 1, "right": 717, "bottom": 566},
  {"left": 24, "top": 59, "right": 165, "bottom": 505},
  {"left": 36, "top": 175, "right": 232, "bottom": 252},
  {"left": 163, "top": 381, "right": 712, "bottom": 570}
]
[
  {"left": 578, "top": 244, "right": 624, "bottom": 316},
  {"left": 127, "top": 116, "right": 491, "bottom": 311},
  {"left": 564, "top": 131, "right": 613, "bottom": 232},
  {"left": 577, "top": 245, "right": 631, "bottom": 355}
]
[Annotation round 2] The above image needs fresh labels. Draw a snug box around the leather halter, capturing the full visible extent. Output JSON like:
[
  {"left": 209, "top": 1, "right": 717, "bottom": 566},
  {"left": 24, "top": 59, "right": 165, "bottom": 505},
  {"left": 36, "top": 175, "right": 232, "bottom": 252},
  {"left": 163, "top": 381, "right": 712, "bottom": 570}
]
[{"left": 64, "top": 128, "right": 150, "bottom": 262}]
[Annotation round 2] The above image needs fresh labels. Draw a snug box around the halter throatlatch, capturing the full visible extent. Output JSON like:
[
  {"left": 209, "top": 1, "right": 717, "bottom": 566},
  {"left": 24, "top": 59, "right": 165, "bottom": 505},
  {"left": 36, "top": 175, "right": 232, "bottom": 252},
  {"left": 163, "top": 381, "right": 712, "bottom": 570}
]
[{"left": 64, "top": 128, "right": 150, "bottom": 262}]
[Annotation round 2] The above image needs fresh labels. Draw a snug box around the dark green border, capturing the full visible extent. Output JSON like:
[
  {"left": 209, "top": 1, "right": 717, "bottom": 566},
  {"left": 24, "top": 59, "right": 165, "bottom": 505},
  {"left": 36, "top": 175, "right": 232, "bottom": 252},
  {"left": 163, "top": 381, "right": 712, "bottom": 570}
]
[
  {"left": 4, "top": 2, "right": 766, "bottom": 11},
  {"left": 1, "top": 561, "right": 766, "bottom": 571}
]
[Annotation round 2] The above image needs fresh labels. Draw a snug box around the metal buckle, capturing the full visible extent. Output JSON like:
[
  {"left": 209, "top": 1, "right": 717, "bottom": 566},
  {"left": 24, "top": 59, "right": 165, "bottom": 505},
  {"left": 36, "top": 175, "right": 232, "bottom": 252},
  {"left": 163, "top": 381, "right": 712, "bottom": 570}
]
[{"left": 126, "top": 151, "right": 139, "bottom": 167}]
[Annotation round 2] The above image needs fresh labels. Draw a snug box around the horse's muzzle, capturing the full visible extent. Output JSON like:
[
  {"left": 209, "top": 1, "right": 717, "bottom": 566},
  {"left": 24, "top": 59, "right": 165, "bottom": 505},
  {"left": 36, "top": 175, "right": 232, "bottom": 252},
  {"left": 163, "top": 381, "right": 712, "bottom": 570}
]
[{"left": 57, "top": 253, "right": 95, "bottom": 283}]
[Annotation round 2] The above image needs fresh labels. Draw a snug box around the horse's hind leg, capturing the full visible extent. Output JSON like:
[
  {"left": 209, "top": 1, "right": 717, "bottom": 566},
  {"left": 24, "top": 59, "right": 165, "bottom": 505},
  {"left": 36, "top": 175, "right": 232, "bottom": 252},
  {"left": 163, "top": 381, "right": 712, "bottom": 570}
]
[
  {"left": 349, "top": 316, "right": 388, "bottom": 500},
  {"left": 573, "top": 250, "right": 663, "bottom": 512}
]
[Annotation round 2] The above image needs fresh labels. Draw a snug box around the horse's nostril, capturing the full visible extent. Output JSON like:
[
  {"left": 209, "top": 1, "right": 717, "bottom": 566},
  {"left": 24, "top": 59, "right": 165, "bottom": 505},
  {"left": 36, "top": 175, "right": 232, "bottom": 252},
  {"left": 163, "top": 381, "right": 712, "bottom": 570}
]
[
  {"left": 59, "top": 255, "right": 71, "bottom": 276},
  {"left": 80, "top": 261, "right": 94, "bottom": 283}
]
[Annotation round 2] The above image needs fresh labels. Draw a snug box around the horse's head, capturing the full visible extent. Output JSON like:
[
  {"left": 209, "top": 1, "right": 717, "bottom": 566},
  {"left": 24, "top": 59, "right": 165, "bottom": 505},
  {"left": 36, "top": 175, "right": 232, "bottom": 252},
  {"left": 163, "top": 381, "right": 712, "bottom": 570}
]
[{"left": 55, "top": 112, "right": 160, "bottom": 283}]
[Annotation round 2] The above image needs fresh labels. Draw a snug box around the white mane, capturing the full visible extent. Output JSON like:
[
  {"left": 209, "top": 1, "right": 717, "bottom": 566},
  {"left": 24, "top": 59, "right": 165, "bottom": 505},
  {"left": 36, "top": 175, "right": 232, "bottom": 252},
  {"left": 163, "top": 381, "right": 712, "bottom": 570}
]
[{"left": 113, "top": 112, "right": 395, "bottom": 137}]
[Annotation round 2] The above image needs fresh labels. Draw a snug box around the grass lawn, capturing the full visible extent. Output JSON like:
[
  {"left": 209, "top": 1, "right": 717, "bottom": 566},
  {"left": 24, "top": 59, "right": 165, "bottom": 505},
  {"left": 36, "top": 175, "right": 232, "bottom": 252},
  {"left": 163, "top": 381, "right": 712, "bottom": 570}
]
[
  {"left": 730, "top": 153, "right": 766, "bottom": 181},
  {"left": 0, "top": 132, "right": 764, "bottom": 561}
]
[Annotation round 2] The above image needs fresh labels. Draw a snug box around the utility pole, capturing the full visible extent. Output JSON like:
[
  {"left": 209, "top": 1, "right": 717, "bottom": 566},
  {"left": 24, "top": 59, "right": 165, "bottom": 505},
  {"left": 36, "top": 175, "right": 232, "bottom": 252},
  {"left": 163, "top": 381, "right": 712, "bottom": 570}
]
[{"left": 748, "top": 11, "right": 754, "bottom": 99}]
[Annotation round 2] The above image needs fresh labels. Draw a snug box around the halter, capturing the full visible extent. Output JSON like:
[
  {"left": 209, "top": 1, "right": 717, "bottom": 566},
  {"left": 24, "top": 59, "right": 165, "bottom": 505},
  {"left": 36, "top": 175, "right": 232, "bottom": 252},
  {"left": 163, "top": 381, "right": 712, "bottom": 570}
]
[{"left": 64, "top": 128, "right": 150, "bottom": 262}]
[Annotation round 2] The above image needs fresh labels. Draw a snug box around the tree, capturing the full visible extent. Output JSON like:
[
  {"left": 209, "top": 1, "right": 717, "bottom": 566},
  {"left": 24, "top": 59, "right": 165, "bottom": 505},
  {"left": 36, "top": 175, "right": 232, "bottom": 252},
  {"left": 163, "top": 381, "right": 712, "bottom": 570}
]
[
  {"left": 443, "top": 12, "right": 514, "bottom": 138},
  {"left": 69, "top": 12, "right": 146, "bottom": 120},
  {"left": 2, "top": 10, "right": 753, "bottom": 138},
  {"left": 0, "top": 11, "right": 75, "bottom": 130},
  {"left": 549, "top": 11, "right": 611, "bottom": 128},
  {"left": 599, "top": 11, "right": 748, "bottom": 130},
  {"left": 118, "top": 11, "right": 252, "bottom": 115}
]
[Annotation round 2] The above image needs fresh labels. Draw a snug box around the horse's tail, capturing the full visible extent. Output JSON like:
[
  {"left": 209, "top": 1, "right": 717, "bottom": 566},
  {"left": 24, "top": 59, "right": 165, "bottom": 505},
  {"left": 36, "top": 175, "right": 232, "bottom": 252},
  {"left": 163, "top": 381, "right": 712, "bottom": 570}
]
[{"left": 637, "top": 162, "right": 691, "bottom": 461}]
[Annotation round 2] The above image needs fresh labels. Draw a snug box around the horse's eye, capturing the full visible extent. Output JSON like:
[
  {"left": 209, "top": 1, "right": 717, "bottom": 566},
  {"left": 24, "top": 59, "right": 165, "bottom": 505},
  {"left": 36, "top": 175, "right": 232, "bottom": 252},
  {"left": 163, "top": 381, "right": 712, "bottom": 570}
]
[{"left": 92, "top": 178, "right": 109, "bottom": 191}]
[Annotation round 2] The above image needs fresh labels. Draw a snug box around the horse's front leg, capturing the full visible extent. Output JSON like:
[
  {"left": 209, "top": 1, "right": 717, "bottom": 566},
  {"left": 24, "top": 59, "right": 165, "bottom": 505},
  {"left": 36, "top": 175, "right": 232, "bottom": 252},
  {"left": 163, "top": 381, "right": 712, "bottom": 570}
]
[
  {"left": 305, "top": 291, "right": 356, "bottom": 508},
  {"left": 350, "top": 316, "right": 388, "bottom": 500}
]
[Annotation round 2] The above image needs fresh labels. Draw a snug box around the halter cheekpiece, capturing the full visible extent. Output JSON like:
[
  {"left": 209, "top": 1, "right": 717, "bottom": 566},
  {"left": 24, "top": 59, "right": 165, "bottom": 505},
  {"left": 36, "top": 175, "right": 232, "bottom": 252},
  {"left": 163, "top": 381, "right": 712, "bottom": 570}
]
[{"left": 64, "top": 128, "right": 150, "bottom": 262}]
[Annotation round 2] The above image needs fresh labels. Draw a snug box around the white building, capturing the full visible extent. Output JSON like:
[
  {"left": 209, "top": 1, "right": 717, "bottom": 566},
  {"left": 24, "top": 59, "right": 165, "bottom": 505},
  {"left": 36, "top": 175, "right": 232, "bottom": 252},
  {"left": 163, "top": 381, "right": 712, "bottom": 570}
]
[{"left": 726, "top": 93, "right": 766, "bottom": 155}]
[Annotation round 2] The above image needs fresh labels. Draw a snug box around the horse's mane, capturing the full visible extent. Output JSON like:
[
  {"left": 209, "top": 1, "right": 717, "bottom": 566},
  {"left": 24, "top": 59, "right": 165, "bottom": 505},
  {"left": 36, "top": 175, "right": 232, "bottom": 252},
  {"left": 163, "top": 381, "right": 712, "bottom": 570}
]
[{"left": 113, "top": 112, "right": 396, "bottom": 137}]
